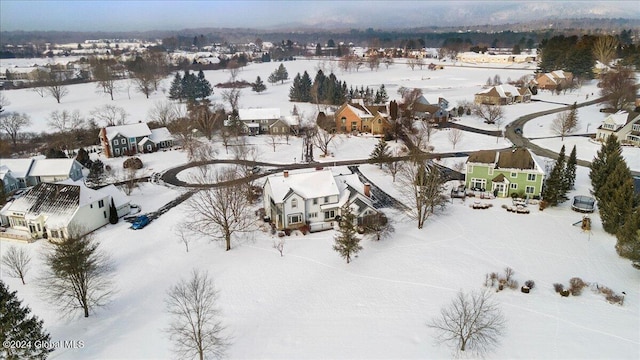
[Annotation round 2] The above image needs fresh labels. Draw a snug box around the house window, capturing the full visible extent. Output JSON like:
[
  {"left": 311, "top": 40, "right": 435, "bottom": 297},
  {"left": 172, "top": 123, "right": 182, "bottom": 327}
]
[
  {"left": 98, "top": 200, "right": 104, "bottom": 208},
  {"left": 509, "top": 183, "right": 518, "bottom": 189},
  {"left": 115, "top": 148, "right": 120, "bottom": 155},
  {"left": 37, "top": 224, "right": 41, "bottom": 231},
  {"left": 147, "top": 145, "right": 152, "bottom": 151},
  {"left": 129, "top": 137, "right": 136, "bottom": 144},
  {"left": 378, "top": 119, "right": 382, "bottom": 124},
  {"left": 291, "top": 198, "right": 297, "bottom": 208},
  {"left": 324, "top": 210, "right": 336, "bottom": 219},
  {"left": 510, "top": 172, "right": 517, "bottom": 178},
  {"left": 308, "top": 212, "right": 317, "bottom": 218},
  {"left": 488, "top": 167, "right": 494, "bottom": 175},
  {"left": 103, "top": 211, "right": 107, "bottom": 218},
  {"left": 351, "top": 122, "right": 357, "bottom": 131},
  {"left": 90, "top": 204, "right": 93, "bottom": 209},
  {"left": 467, "top": 165, "right": 474, "bottom": 173},
  {"left": 288, "top": 214, "right": 302, "bottom": 224},
  {"left": 274, "top": 127, "right": 278, "bottom": 133},
  {"left": 114, "top": 139, "right": 119, "bottom": 145},
  {"left": 324, "top": 196, "right": 329, "bottom": 203},
  {"left": 313, "top": 198, "right": 318, "bottom": 205},
  {"left": 470, "top": 178, "right": 486, "bottom": 190},
  {"left": 525, "top": 186, "right": 535, "bottom": 194},
  {"left": 341, "top": 117, "right": 346, "bottom": 124},
  {"left": 527, "top": 173, "right": 536, "bottom": 181}
]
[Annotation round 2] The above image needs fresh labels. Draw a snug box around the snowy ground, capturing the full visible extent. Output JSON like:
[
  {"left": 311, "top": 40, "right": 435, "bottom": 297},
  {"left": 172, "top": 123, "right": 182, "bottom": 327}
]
[{"left": 1, "top": 57, "right": 639, "bottom": 359}]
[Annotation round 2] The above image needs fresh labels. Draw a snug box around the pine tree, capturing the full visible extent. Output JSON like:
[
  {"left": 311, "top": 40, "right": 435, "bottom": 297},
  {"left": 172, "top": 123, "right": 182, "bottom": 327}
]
[
  {"left": 590, "top": 135, "right": 624, "bottom": 196},
  {"left": 276, "top": 63, "right": 288, "bottom": 84},
  {"left": 556, "top": 145, "right": 568, "bottom": 201},
  {"left": 597, "top": 160, "right": 636, "bottom": 234},
  {"left": 181, "top": 70, "right": 198, "bottom": 102},
  {"left": 376, "top": 84, "right": 389, "bottom": 103},
  {"left": 615, "top": 209, "right": 640, "bottom": 260},
  {"left": 300, "top": 71, "right": 312, "bottom": 102},
  {"left": 289, "top": 73, "right": 302, "bottom": 101},
  {"left": 268, "top": 71, "right": 278, "bottom": 85},
  {"left": 542, "top": 146, "right": 566, "bottom": 207},
  {"left": 563, "top": 145, "right": 577, "bottom": 193},
  {"left": 370, "top": 138, "right": 391, "bottom": 168},
  {"left": 252, "top": 76, "right": 266, "bottom": 94},
  {"left": 109, "top": 198, "right": 118, "bottom": 224},
  {"left": 196, "top": 70, "right": 212, "bottom": 100},
  {"left": 169, "top": 72, "right": 183, "bottom": 101},
  {"left": 333, "top": 205, "right": 362, "bottom": 264},
  {"left": 1, "top": 281, "right": 52, "bottom": 359}
]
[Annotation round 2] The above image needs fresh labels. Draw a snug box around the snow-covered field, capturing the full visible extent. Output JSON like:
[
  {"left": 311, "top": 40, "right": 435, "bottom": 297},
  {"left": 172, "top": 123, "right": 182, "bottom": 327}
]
[{"left": 1, "top": 57, "right": 639, "bottom": 359}]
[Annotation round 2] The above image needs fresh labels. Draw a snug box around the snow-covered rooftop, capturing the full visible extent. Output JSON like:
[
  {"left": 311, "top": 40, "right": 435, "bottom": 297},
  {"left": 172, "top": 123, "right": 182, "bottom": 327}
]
[
  {"left": 150, "top": 127, "right": 173, "bottom": 143},
  {"left": 266, "top": 169, "right": 339, "bottom": 202},
  {"left": 104, "top": 122, "right": 151, "bottom": 141},
  {"left": 0, "top": 158, "right": 34, "bottom": 179},
  {"left": 28, "top": 158, "right": 78, "bottom": 177},
  {"left": 239, "top": 108, "right": 281, "bottom": 121}
]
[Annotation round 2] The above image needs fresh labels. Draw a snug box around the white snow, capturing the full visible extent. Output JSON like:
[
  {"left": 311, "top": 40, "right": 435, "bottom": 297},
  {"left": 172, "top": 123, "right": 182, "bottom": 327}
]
[{"left": 1, "top": 57, "right": 639, "bottom": 359}]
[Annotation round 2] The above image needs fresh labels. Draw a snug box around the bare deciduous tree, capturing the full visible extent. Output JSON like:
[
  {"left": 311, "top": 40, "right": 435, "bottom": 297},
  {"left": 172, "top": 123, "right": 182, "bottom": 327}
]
[
  {"left": 47, "top": 109, "right": 85, "bottom": 133},
  {"left": 123, "top": 167, "right": 138, "bottom": 196},
  {"left": 266, "top": 134, "right": 280, "bottom": 152},
  {"left": 189, "top": 101, "right": 224, "bottom": 141},
  {"left": 0, "top": 91, "right": 10, "bottom": 112},
  {"left": 406, "top": 57, "right": 418, "bottom": 71},
  {"left": 148, "top": 100, "right": 180, "bottom": 127},
  {"left": 313, "top": 126, "right": 337, "bottom": 157},
  {"left": 599, "top": 65, "right": 638, "bottom": 112},
  {"left": 592, "top": 35, "right": 619, "bottom": 67},
  {"left": 386, "top": 158, "right": 404, "bottom": 182},
  {"left": 273, "top": 238, "right": 285, "bottom": 257},
  {"left": 166, "top": 269, "right": 228, "bottom": 360},
  {"left": 185, "top": 168, "right": 255, "bottom": 251},
  {"left": 550, "top": 109, "right": 579, "bottom": 141},
  {"left": 367, "top": 55, "right": 380, "bottom": 71},
  {"left": 39, "top": 226, "right": 113, "bottom": 318},
  {"left": 91, "top": 104, "right": 128, "bottom": 127},
  {"left": 2, "top": 246, "right": 31, "bottom": 285},
  {"left": 398, "top": 160, "right": 447, "bottom": 229},
  {"left": 174, "top": 224, "right": 192, "bottom": 252},
  {"left": 428, "top": 289, "right": 506, "bottom": 356},
  {"left": 91, "top": 58, "right": 119, "bottom": 100},
  {"left": 221, "top": 88, "right": 241, "bottom": 116},
  {"left": 46, "top": 79, "right": 69, "bottom": 104},
  {"left": 447, "top": 127, "right": 464, "bottom": 149},
  {"left": 361, "top": 212, "right": 394, "bottom": 241},
  {"left": 0, "top": 112, "right": 31, "bottom": 148},
  {"left": 472, "top": 104, "right": 504, "bottom": 125}
]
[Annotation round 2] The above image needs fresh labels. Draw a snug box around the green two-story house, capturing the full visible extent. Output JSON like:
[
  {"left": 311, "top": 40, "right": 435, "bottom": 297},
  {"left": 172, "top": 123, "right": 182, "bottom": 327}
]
[{"left": 465, "top": 148, "right": 545, "bottom": 198}]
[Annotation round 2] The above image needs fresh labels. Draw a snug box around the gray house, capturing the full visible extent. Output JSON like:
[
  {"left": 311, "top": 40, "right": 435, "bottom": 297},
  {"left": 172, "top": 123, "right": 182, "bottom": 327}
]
[
  {"left": 99, "top": 123, "right": 173, "bottom": 158},
  {"left": 0, "top": 165, "right": 20, "bottom": 195},
  {"left": 0, "top": 158, "right": 86, "bottom": 190}
]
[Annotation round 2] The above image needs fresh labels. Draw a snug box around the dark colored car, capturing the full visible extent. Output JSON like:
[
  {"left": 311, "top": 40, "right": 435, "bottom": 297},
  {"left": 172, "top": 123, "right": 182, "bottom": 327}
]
[{"left": 131, "top": 215, "right": 150, "bottom": 230}]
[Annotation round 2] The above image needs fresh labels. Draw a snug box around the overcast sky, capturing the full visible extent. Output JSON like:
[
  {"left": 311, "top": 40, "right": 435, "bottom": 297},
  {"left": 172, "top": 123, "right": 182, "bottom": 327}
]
[{"left": 1, "top": 0, "right": 639, "bottom": 32}]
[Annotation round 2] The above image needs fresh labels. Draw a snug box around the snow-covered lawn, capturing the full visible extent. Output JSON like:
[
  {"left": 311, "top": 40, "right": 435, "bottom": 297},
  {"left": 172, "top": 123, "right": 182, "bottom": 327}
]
[
  {"left": 2, "top": 165, "right": 638, "bottom": 359},
  {"left": 1, "top": 58, "right": 639, "bottom": 359}
]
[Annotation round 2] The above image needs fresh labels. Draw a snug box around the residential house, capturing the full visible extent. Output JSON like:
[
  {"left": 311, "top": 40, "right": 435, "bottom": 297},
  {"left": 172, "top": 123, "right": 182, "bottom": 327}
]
[
  {"left": 269, "top": 115, "right": 300, "bottom": 135},
  {"left": 465, "top": 148, "right": 545, "bottom": 198},
  {"left": 596, "top": 111, "right": 640, "bottom": 147},
  {"left": 0, "top": 180, "right": 129, "bottom": 242},
  {"left": 237, "top": 108, "right": 281, "bottom": 135},
  {"left": 0, "top": 166, "right": 20, "bottom": 195},
  {"left": 99, "top": 123, "right": 174, "bottom": 158},
  {"left": 535, "top": 70, "right": 574, "bottom": 91},
  {"left": 263, "top": 169, "right": 377, "bottom": 231},
  {"left": 411, "top": 95, "right": 450, "bottom": 123},
  {"left": 333, "top": 101, "right": 390, "bottom": 135},
  {"left": 0, "top": 158, "right": 86, "bottom": 188},
  {"left": 474, "top": 85, "right": 531, "bottom": 106}
]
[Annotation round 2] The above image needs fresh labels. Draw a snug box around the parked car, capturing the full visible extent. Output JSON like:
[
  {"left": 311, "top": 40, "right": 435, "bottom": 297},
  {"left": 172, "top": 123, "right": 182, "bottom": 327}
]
[
  {"left": 131, "top": 215, "right": 150, "bottom": 230},
  {"left": 250, "top": 166, "right": 261, "bottom": 175}
]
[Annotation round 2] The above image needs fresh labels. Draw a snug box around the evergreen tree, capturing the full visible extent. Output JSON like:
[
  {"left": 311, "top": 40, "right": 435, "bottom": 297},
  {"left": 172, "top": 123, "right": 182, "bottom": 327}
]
[
  {"left": 289, "top": 73, "right": 302, "bottom": 101},
  {"left": 109, "top": 198, "right": 118, "bottom": 224},
  {"left": 300, "top": 71, "right": 312, "bottom": 102},
  {"left": 268, "top": 71, "right": 278, "bottom": 85},
  {"left": 169, "top": 72, "right": 183, "bottom": 101},
  {"left": 590, "top": 136, "right": 636, "bottom": 234},
  {"left": 251, "top": 76, "right": 266, "bottom": 94},
  {"left": 315, "top": 43, "right": 322, "bottom": 56},
  {"left": 374, "top": 84, "right": 389, "bottom": 104},
  {"left": 276, "top": 63, "right": 289, "bottom": 84},
  {"left": 563, "top": 145, "right": 577, "bottom": 193},
  {"left": 333, "top": 204, "right": 362, "bottom": 264},
  {"left": 542, "top": 146, "right": 566, "bottom": 206},
  {"left": 313, "top": 70, "right": 326, "bottom": 102},
  {"left": 195, "top": 70, "right": 212, "bottom": 100},
  {"left": 181, "top": 70, "right": 198, "bottom": 102},
  {"left": 598, "top": 160, "right": 636, "bottom": 234},
  {"left": 615, "top": 209, "right": 640, "bottom": 260},
  {"left": 370, "top": 137, "right": 391, "bottom": 168},
  {"left": 1, "top": 281, "right": 52, "bottom": 359},
  {"left": 75, "top": 147, "right": 92, "bottom": 168}
]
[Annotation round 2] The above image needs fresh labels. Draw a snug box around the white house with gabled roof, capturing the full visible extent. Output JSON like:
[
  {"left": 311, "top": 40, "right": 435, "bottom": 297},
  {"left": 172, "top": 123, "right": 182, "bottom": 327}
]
[
  {"left": 596, "top": 111, "right": 640, "bottom": 146},
  {"left": 0, "top": 179, "right": 129, "bottom": 242},
  {"left": 263, "top": 168, "right": 377, "bottom": 231}
]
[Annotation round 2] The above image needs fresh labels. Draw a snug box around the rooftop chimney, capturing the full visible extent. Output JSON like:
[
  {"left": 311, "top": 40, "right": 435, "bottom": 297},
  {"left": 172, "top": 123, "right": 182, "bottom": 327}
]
[
  {"left": 364, "top": 183, "right": 371, "bottom": 197},
  {"left": 283, "top": 170, "right": 289, "bottom": 178}
]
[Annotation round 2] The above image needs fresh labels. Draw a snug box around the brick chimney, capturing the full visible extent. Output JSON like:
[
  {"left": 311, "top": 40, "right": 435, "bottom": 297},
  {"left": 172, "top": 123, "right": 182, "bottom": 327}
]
[
  {"left": 283, "top": 170, "right": 289, "bottom": 178},
  {"left": 364, "top": 183, "right": 371, "bottom": 197}
]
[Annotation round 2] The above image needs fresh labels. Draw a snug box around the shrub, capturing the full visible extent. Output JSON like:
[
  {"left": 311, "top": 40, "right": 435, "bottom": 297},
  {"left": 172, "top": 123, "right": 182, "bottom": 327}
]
[
  {"left": 299, "top": 224, "right": 310, "bottom": 235},
  {"left": 605, "top": 293, "right": 624, "bottom": 305},
  {"left": 506, "top": 279, "right": 519, "bottom": 290},
  {"left": 284, "top": 228, "right": 291, "bottom": 236},
  {"left": 503, "top": 267, "right": 514, "bottom": 282},
  {"left": 553, "top": 283, "right": 564, "bottom": 293},
  {"left": 569, "top": 277, "right": 588, "bottom": 296},
  {"left": 524, "top": 280, "right": 535, "bottom": 289},
  {"left": 123, "top": 157, "right": 143, "bottom": 170}
]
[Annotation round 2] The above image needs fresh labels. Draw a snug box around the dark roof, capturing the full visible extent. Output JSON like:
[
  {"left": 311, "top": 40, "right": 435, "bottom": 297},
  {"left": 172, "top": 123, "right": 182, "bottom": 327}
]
[
  {"left": 14, "top": 182, "right": 79, "bottom": 216},
  {"left": 468, "top": 148, "right": 536, "bottom": 170},
  {"left": 497, "top": 148, "right": 536, "bottom": 170},
  {"left": 492, "top": 174, "right": 506, "bottom": 182}
]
